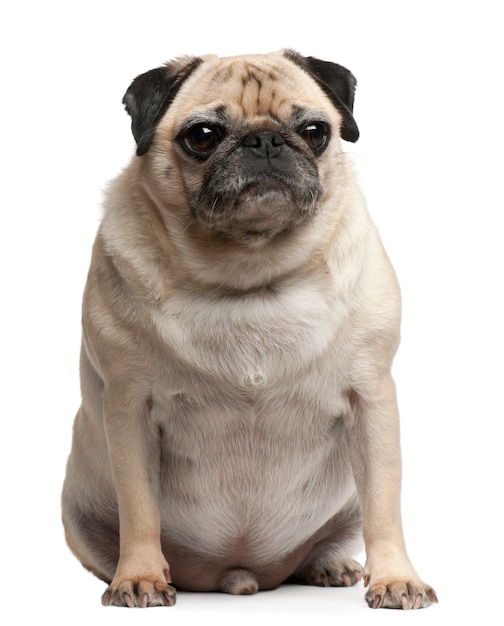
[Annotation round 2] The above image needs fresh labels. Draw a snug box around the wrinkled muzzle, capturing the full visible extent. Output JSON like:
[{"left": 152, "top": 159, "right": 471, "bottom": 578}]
[{"left": 191, "top": 131, "right": 323, "bottom": 241}]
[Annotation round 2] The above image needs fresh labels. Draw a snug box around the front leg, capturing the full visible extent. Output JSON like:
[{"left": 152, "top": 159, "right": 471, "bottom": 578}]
[
  {"left": 345, "top": 377, "right": 437, "bottom": 609},
  {"left": 101, "top": 387, "right": 176, "bottom": 607}
]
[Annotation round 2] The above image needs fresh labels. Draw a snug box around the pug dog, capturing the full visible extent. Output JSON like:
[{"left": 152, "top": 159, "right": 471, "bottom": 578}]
[{"left": 61, "top": 50, "right": 437, "bottom": 610}]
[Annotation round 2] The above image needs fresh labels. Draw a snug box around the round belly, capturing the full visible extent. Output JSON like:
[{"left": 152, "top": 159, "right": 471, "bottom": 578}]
[
  {"left": 157, "top": 424, "right": 357, "bottom": 591},
  {"left": 160, "top": 490, "right": 361, "bottom": 592},
  {"left": 155, "top": 355, "right": 357, "bottom": 591}
]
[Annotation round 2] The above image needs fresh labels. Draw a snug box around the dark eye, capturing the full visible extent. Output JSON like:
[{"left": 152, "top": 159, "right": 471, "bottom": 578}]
[
  {"left": 300, "top": 122, "right": 329, "bottom": 153},
  {"left": 180, "top": 123, "right": 223, "bottom": 159}
]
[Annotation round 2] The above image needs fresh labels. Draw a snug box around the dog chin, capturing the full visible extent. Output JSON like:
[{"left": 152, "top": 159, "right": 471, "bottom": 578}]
[{"left": 195, "top": 186, "right": 315, "bottom": 242}]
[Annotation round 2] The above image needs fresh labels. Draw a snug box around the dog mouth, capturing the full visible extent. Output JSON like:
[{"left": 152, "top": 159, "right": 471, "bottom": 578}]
[{"left": 192, "top": 170, "right": 322, "bottom": 241}]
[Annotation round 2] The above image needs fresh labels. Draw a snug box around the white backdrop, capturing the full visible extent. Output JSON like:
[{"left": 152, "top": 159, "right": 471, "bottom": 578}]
[{"left": 1, "top": 1, "right": 502, "bottom": 623}]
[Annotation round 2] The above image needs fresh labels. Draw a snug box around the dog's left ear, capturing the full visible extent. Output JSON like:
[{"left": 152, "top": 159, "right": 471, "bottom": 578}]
[
  {"left": 283, "top": 50, "right": 359, "bottom": 143},
  {"left": 123, "top": 56, "right": 203, "bottom": 156}
]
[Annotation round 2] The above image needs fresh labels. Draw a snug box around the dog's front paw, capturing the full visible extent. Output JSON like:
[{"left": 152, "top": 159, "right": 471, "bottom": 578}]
[
  {"left": 365, "top": 577, "right": 438, "bottom": 609},
  {"left": 102, "top": 570, "right": 176, "bottom": 607}
]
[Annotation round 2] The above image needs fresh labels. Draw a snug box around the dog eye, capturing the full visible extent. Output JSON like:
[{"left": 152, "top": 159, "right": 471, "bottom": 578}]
[
  {"left": 181, "top": 124, "right": 223, "bottom": 158},
  {"left": 300, "top": 122, "right": 329, "bottom": 153}
]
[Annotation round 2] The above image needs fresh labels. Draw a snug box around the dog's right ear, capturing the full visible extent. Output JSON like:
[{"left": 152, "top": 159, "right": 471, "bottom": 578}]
[{"left": 123, "top": 56, "right": 203, "bottom": 156}]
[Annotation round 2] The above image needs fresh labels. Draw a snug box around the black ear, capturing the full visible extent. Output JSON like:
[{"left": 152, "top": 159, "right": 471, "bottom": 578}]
[
  {"left": 283, "top": 50, "right": 359, "bottom": 143},
  {"left": 123, "top": 56, "right": 203, "bottom": 156}
]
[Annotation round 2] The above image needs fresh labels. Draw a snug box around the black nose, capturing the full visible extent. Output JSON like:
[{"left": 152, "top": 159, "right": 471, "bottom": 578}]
[{"left": 242, "top": 131, "right": 285, "bottom": 159}]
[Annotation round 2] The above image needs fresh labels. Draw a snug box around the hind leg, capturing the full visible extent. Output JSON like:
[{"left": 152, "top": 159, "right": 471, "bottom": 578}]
[
  {"left": 292, "top": 552, "right": 363, "bottom": 587},
  {"left": 62, "top": 502, "right": 120, "bottom": 584},
  {"left": 290, "top": 495, "right": 363, "bottom": 588},
  {"left": 62, "top": 500, "right": 176, "bottom": 607}
]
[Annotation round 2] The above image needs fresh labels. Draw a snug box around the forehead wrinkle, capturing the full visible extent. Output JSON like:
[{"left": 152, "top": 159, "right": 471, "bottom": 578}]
[
  {"left": 236, "top": 62, "right": 283, "bottom": 117},
  {"left": 186, "top": 57, "right": 321, "bottom": 122}
]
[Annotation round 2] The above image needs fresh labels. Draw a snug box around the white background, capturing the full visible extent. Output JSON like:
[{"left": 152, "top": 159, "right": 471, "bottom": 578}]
[{"left": 1, "top": 1, "right": 502, "bottom": 623}]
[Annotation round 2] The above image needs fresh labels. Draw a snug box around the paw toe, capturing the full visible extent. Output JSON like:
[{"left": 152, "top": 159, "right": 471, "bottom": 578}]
[
  {"left": 365, "top": 579, "right": 438, "bottom": 609},
  {"left": 297, "top": 558, "right": 363, "bottom": 587},
  {"left": 102, "top": 577, "right": 176, "bottom": 607}
]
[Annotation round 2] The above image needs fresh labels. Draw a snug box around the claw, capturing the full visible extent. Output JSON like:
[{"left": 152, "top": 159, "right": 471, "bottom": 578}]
[
  {"left": 372, "top": 594, "right": 382, "bottom": 609},
  {"left": 162, "top": 589, "right": 176, "bottom": 606},
  {"left": 427, "top": 588, "right": 439, "bottom": 604},
  {"left": 123, "top": 592, "right": 134, "bottom": 608},
  {"left": 400, "top": 594, "right": 410, "bottom": 610}
]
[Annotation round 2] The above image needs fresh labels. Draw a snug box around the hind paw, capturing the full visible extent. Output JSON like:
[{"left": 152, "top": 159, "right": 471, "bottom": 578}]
[{"left": 295, "top": 558, "right": 363, "bottom": 587}]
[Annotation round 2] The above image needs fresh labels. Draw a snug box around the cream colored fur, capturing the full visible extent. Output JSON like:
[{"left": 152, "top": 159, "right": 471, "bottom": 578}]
[{"left": 62, "top": 51, "right": 437, "bottom": 610}]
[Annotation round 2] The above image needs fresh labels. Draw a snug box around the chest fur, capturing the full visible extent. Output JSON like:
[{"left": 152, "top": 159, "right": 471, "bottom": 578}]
[{"left": 151, "top": 274, "right": 348, "bottom": 388}]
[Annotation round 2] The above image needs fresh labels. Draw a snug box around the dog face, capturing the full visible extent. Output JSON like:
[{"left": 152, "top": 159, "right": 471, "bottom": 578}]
[{"left": 123, "top": 51, "right": 359, "bottom": 244}]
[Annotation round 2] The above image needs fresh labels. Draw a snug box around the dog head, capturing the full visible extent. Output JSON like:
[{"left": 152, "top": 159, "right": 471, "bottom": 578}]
[{"left": 122, "top": 51, "right": 359, "bottom": 245}]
